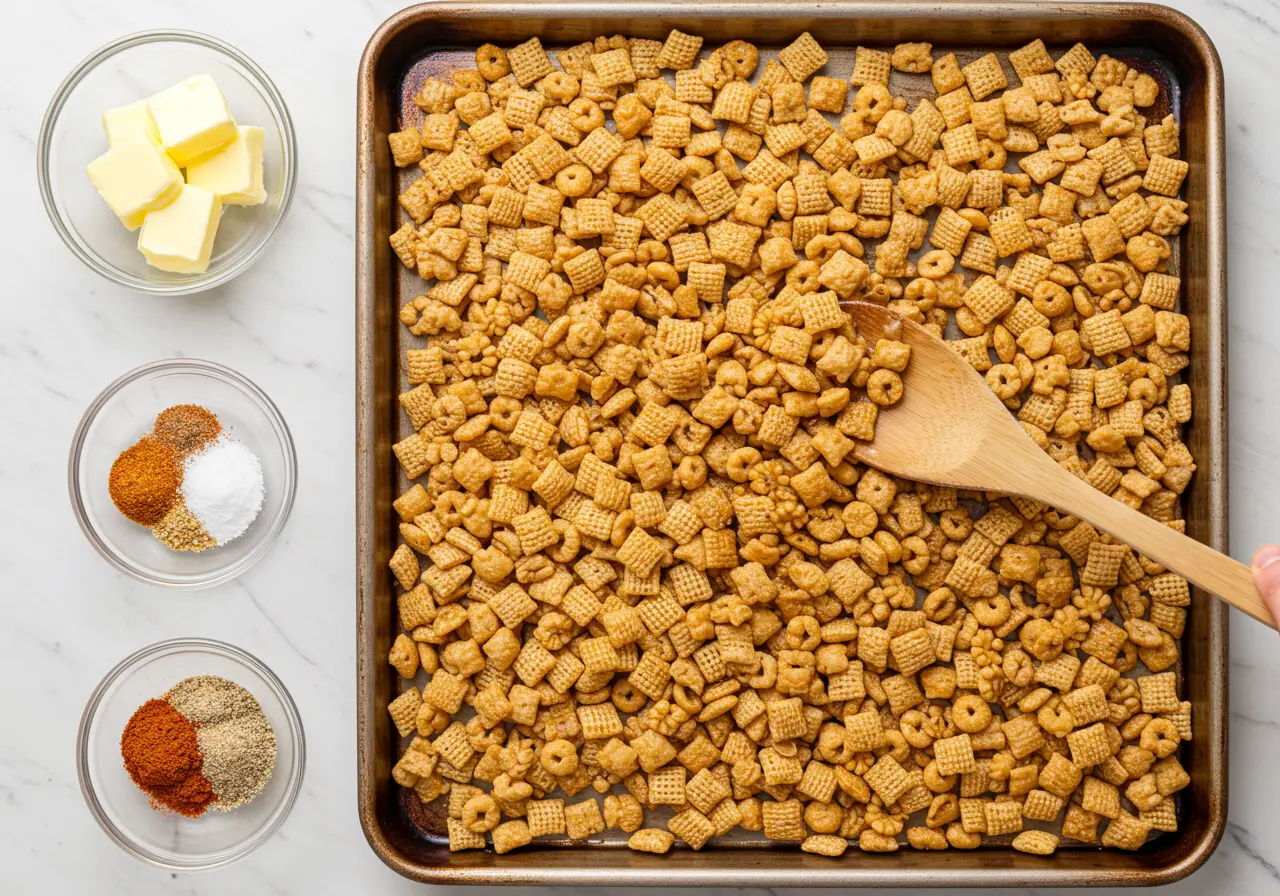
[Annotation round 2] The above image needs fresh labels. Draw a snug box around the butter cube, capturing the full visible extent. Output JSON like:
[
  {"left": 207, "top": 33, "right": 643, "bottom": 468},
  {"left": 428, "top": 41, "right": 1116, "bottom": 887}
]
[
  {"left": 102, "top": 99, "right": 159, "bottom": 148},
  {"left": 146, "top": 74, "right": 237, "bottom": 166},
  {"left": 186, "top": 125, "right": 267, "bottom": 206},
  {"left": 85, "top": 134, "right": 184, "bottom": 231},
  {"left": 137, "top": 184, "right": 223, "bottom": 273}
]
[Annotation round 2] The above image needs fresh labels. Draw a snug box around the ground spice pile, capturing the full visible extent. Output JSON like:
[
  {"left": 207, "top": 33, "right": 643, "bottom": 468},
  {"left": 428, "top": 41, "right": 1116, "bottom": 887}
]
[
  {"left": 108, "top": 404, "right": 264, "bottom": 552},
  {"left": 120, "top": 698, "right": 216, "bottom": 817},
  {"left": 153, "top": 404, "right": 222, "bottom": 454},
  {"left": 108, "top": 438, "right": 181, "bottom": 526},
  {"left": 121, "top": 675, "right": 277, "bottom": 817},
  {"left": 166, "top": 676, "right": 277, "bottom": 811}
]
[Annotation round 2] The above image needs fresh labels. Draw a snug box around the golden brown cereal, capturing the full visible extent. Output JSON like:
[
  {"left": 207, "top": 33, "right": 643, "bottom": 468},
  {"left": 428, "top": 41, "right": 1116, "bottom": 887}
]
[
  {"left": 628, "top": 828, "right": 675, "bottom": 853},
  {"left": 386, "top": 31, "right": 1195, "bottom": 860},
  {"left": 1012, "top": 830, "right": 1059, "bottom": 855}
]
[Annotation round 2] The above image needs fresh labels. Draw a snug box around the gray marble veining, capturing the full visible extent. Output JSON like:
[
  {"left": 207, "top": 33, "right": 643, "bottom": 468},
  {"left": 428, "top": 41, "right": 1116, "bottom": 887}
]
[{"left": 1, "top": 0, "right": 1278, "bottom": 891}]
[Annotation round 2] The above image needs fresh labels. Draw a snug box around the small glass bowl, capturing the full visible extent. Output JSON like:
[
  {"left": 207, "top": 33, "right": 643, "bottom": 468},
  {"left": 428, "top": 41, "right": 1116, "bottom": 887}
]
[
  {"left": 68, "top": 358, "right": 297, "bottom": 589},
  {"left": 37, "top": 30, "right": 297, "bottom": 295},
  {"left": 78, "top": 638, "right": 305, "bottom": 871}
]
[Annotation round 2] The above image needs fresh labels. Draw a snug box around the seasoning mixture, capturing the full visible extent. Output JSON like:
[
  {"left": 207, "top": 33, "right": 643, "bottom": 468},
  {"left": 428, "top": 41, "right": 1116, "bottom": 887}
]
[
  {"left": 120, "top": 675, "right": 277, "bottom": 816},
  {"left": 107, "top": 404, "right": 266, "bottom": 551}
]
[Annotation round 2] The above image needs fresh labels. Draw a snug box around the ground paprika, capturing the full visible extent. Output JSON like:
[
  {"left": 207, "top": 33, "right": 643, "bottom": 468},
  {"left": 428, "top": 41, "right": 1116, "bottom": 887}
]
[
  {"left": 108, "top": 437, "right": 181, "bottom": 526},
  {"left": 120, "top": 698, "right": 215, "bottom": 817}
]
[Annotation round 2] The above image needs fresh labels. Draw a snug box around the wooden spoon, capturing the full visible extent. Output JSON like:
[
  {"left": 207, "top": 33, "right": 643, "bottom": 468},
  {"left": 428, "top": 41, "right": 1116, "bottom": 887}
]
[{"left": 843, "top": 300, "right": 1273, "bottom": 629}]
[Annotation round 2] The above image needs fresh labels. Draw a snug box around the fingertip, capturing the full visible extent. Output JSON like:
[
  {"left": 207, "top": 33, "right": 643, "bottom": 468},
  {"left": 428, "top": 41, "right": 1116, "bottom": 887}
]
[
  {"left": 1252, "top": 545, "right": 1280, "bottom": 620},
  {"left": 1252, "top": 544, "right": 1280, "bottom": 570}
]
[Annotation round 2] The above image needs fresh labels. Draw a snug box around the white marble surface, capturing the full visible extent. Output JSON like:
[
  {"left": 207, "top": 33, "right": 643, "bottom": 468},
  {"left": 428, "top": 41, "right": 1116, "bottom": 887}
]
[{"left": 2, "top": 0, "right": 1280, "bottom": 892}]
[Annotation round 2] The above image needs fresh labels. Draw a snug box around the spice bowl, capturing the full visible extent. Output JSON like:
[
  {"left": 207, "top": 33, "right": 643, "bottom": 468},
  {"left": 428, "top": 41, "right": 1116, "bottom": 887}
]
[
  {"left": 69, "top": 358, "right": 297, "bottom": 588},
  {"left": 78, "top": 638, "right": 305, "bottom": 871},
  {"left": 37, "top": 30, "right": 297, "bottom": 295}
]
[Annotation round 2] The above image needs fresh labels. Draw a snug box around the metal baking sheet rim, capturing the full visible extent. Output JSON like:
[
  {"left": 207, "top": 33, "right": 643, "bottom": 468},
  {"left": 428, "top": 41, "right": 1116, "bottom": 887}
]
[{"left": 356, "top": 1, "right": 1227, "bottom": 885}]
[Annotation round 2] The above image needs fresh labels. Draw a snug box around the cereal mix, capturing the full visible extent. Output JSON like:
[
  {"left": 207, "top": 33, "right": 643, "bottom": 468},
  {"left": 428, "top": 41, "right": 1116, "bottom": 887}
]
[{"left": 385, "top": 32, "right": 1193, "bottom": 856}]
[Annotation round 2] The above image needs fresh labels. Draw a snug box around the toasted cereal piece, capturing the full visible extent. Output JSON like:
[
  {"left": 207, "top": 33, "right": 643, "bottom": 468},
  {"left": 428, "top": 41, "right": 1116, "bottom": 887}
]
[
  {"left": 807, "top": 75, "right": 848, "bottom": 113},
  {"left": 760, "top": 798, "right": 805, "bottom": 841},
  {"left": 387, "top": 688, "right": 423, "bottom": 737},
  {"left": 850, "top": 45, "right": 891, "bottom": 86},
  {"left": 616, "top": 526, "right": 666, "bottom": 578},
  {"left": 940, "top": 123, "right": 981, "bottom": 166},
  {"left": 863, "top": 755, "right": 911, "bottom": 804},
  {"left": 962, "top": 275, "right": 1015, "bottom": 325},
  {"left": 691, "top": 171, "right": 739, "bottom": 220},
  {"left": 713, "top": 80, "right": 757, "bottom": 123},
  {"left": 654, "top": 28, "right": 702, "bottom": 70},
  {"left": 765, "top": 696, "right": 806, "bottom": 742},
  {"left": 888, "top": 627, "right": 935, "bottom": 677},
  {"left": 962, "top": 53, "right": 1008, "bottom": 100},
  {"left": 1022, "top": 788, "right": 1066, "bottom": 822},
  {"left": 574, "top": 127, "right": 625, "bottom": 174},
  {"left": 1001, "top": 712, "right": 1046, "bottom": 759},
  {"left": 1138, "top": 671, "right": 1180, "bottom": 714},
  {"left": 802, "top": 834, "right": 848, "bottom": 857},
  {"left": 892, "top": 41, "right": 933, "bottom": 73},
  {"left": 984, "top": 800, "right": 1023, "bottom": 836},
  {"left": 508, "top": 37, "right": 554, "bottom": 86},
  {"left": 448, "top": 817, "right": 486, "bottom": 851},
  {"left": 649, "top": 765, "right": 687, "bottom": 805},
  {"left": 389, "top": 223, "right": 420, "bottom": 269},
  {"left": 389, "top": 128, "right": 424, "bottom": 167},
  {"left": 591, "top": 48, "right": 637, "bottom": 88},
  {"left": 958, "top": 797, "right": 988, "bottom": 833},
  {"left": 1101, "top": 813, "right": 1152, "bottom": 851},
  {"left": 668, "top": 807, "right": 716, "bottom": 848},
  {"left": 629, "top": 828, "right": 675, "bottom": 853},
  {"left": 1067, "top": 718, "right": 1115, "bottom": 769},
  {"left": 489, "top": 819, "right": 531, "bottom": 854},
  {"left": 1056, "top": 43, "right": 1097, "bottom": 78},
  {"left": 389, "top": 543, "right": 420, "bottom": 591},
  {"left": 988, "top": 207, "right": 1034, "bottom": 257},
  {"left": 686, "top": 767, "right": 733, "bottom": 814},
  {"left": 526, "top": 798, "right": 567, "bottom": 837},
  {"left": 933, "top": 733, "right": 977, "bottom": 776},
  {"left": 1144, "top": 154, "right": 1190, "bottom": 197},
  {"left": 1009, "top": 39, "right": 1055, "bottom": 80},
  {"left": 562, "top": 798, "right": 606, "bottom": 840},
  {"left": 1012, "top": 830, "right": 1059, "bottom": 855},
  {"left": 1140, "top": 797, "right": 1179, "bottom": 832},
  {"left": 778, "top": 32, "right": 828, "bottom": 81},
  {"left": 1062, "top": 684, "right": 1110, "bottom": 726}
]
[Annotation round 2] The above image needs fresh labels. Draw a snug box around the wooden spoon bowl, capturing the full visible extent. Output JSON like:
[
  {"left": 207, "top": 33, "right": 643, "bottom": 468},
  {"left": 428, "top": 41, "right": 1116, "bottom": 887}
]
[{"left": 844, "top": 300, "right": 1272, "bottom": 629}]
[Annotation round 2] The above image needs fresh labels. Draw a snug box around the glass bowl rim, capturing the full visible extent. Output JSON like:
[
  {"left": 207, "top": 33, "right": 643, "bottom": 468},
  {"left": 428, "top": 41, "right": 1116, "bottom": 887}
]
[
  {"left": 76, "top": 636, "right": 307, "bottom": 871},
  {"left": 67, "top": 357, "right": 298, "bottom": 589},
  {"left": 36, "top": 28, "right": 298, "bottom": 296}
]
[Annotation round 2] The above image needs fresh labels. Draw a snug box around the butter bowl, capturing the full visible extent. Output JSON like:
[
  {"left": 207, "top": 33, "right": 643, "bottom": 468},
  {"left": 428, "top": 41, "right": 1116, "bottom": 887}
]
[{"left": 38, "top": 31, "right": 296, "bottom": 295}]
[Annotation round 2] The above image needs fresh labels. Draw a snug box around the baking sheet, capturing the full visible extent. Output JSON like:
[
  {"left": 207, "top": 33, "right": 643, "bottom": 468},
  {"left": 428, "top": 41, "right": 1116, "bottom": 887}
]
[{"left": 357, "top": 2, "right": 1227, "bottom": 885}]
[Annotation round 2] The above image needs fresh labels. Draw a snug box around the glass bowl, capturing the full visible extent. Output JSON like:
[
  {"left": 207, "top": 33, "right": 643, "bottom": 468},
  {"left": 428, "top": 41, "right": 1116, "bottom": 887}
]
[
  {"left": 37, "top": 30, "right": 297, "bottom": 295},
  {"left": 78, "top": 638, "right": 305, "bottom": 871},
  {"left": 68, "top": 358, "right": 297, "bottom": 588}
]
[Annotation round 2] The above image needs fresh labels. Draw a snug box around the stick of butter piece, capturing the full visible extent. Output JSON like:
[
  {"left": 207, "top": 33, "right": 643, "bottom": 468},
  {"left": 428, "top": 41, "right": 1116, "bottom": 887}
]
[
  {"left": 102, "top": 99, "right": 159, "bottom": 149},
  {"left": 85, "top": 133, "right": 184, "bottom": 231},
  {"left": 186, "top": 125, "right": 267, "bottom": 206},
  {"left": 137, "top": 184, "right": 223, "bottom": 274},
  {"left": 146, "top": 74, "right": 237, "bottom": 166}
]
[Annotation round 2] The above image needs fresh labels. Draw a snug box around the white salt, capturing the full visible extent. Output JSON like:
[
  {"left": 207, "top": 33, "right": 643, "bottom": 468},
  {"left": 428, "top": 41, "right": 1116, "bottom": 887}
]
[{"left": 181, "top": 436, "right": 265, "bottom": 545}]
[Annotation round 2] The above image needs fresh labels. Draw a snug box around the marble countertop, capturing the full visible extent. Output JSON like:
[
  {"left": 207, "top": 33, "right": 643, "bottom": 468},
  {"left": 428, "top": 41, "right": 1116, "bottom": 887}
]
[{"left": 3, "top": 0, "right": 1279, "bottom": 892}]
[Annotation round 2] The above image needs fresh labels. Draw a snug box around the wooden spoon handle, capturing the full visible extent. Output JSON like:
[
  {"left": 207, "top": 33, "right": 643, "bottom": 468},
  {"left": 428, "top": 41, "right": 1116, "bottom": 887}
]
[{"left": 1027, "top": 458, "right": 1274, "bottom": 629}]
